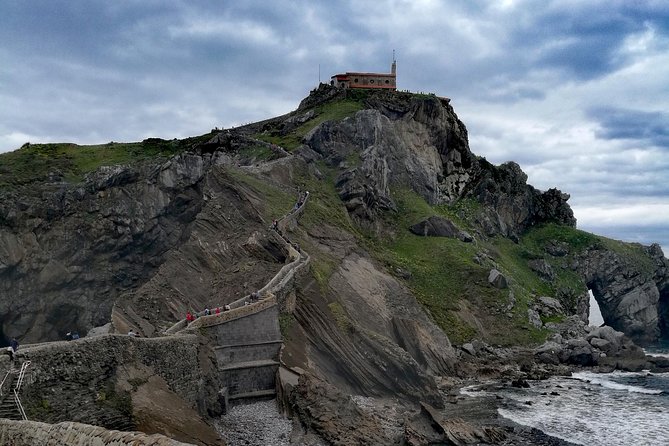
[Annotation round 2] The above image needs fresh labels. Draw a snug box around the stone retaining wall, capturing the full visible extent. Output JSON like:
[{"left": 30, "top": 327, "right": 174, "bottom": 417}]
[
  {"left": 215, "top": 340, "right": 282, "bottom": 364},
  {"left": 16, "top": 334, "right": 220, "bottom": 429},
  {"left": 206, "top": 304, "right": 280, "bottom": 347},
  {"left": 0, "top": 419, "right": 193, "bottom": 446},
  {"left": 222, "top": 362, "right": 278, "bottom": 396}
]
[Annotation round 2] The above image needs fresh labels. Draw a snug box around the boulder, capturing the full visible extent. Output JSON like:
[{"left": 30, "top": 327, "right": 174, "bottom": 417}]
[
  {"left": 409, "top": 216, "right": 473, "bottom": 242},
  {"left": 461, "top": 343, "right": 476, "bottom": 356},
  {"left": 588, "top": 337, "right": 612, "bottom": 353},
  {"left": 586, "top": 325, "right": 624, "bottom": 346},
  {"left": 560, "top": 338, "right": 597, "bottom": 366},
  {"left": 527, "top": 309, "right": 542, "bottom": 328},
  {"left": 528, "top": 259, "right": 555, "bottom": 281},
  {"left": 536, "top": 296, "right": 564, "bottom": 317},
  {"left": 488, "top": 269, "right": 508, "bottom": 289},
  {"left": 534, "top": 341, "right": 563, "bottom": 365},
  {"left": 545, "top": 240, "right": 570, "bottom": 257}
]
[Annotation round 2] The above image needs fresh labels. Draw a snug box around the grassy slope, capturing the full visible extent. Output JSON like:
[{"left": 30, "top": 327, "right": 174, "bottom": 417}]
[
  {"left": 255, "top": 98, "right": 365, "bottom": 151},
  {"left": 0, "top": 136, "right": 210, "bottom": 190}
]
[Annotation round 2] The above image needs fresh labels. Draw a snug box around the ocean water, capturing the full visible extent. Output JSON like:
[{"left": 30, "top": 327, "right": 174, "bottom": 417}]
[{"left": 462, "top": 344, "right": 669, "bottom": 446}]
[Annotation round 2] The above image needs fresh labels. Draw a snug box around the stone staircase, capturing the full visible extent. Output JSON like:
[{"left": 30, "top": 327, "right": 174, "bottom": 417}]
[
  {"left": 164, "top": 191, "right": 311, "bottom": 408},
  {"left": 0, "top": 361, "right": 31, "bottom": 421},
  {"left": 0, "top": 371, "right": 20, "bottom": 420}
]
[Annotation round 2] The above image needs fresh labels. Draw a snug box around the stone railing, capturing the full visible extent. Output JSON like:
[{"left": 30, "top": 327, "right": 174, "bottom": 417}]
[{"left": 186, "top": 296, "right": 278, "bottom": 330}]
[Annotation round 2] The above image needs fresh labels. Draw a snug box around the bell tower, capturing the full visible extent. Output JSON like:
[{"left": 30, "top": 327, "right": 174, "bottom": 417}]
[{"left": 391, "top": 49, "right": 396, "bottom": 75}]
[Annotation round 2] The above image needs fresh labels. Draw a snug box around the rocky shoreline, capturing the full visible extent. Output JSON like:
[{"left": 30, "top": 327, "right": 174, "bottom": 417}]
[{"left": 442, "top": 387, "right": 580, "bottom": 446}]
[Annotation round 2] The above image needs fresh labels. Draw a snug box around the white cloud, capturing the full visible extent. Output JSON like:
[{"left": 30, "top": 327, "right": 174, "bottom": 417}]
[{"left": 574, "top": 203, "right": 669, "bottom": 227}]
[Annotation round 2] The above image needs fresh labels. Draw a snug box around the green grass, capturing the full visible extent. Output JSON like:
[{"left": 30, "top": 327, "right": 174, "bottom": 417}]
[
  {"left": 0, "top": 136, "right": 210, "bottom": 190},
  {"left": 256, "top": 98, "right": 365, "bottom": 151},
  {"left": 519, "top": 223, "right": 599, "bottom": 254},
  {"left": 364, "top": 189, "right": 526, "bottom": 344},
  {"left": 493, "top": 236, "right": 554, "bottom": 297},
  {"left": 238, "top": 144, "right": 276, "bottom": 162},
  {"left": 222, "top": 166, "right": 295, "bottom": 221},
  {"left": 279, "top": 312, "right": 296, "bottom": 339},
  {"left": 328, "top": 301, "right": 352, "bottom": 331},
  {"left": 310, "top": 254, "right": 339, "bottom": 292},
  {"left": 298, "top": 166, "right": 358, "bottom": 234},
  {"left": 598, "top": 237, "right": 657, "bottom": 277},
  {"left": 353, "top": 188, "right": 561, "bottom": 345}
]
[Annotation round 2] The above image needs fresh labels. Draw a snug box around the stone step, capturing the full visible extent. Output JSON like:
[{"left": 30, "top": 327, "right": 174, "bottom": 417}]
[
  {"left": 228, "top": 389, "right": 277, "bottom": 400},
  {"left": 219, "top": 359, "right": 279, "bottom": 371},
  {"left": 214, "top": 339, "right": 283, "bottom": 350}
]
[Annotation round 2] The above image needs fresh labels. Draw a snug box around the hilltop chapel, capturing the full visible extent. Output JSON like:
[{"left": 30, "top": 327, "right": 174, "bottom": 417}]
[{"left": 330, "top": 58, "right": 397, "bottom": 90}]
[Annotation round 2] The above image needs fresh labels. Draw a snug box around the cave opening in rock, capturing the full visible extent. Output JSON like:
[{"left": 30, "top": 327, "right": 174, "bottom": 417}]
[
  {"left": 588, "top": 289, "right": 605, "bottom": 327},
  {"left": 0, "top": 324, "right": 8, "bottom": 347},
  {"left": 659, "top": 284, "right": 669, "bottom": 340}
]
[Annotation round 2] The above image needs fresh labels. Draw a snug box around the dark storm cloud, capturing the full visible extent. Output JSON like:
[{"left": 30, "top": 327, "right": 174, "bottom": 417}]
[
  {"left": 588, "top": 107, "right": 669, "bottom": 148},
  {"left": 512, "top": 6, "right": 637, "bottom": 79}
]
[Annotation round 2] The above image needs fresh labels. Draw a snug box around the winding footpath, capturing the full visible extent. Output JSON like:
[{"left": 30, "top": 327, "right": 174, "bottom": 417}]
[
  {"left": 163, "top": 187, "right": 311, "bottom": 406},
  {"left": 165, "top": 191, "right": 310, "bottom": 334}
]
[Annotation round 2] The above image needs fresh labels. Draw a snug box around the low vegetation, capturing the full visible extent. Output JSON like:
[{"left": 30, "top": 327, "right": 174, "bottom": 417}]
[
  {"left": 255, "top": 98, "right": 365, "bottom": 151},
  {"left": 0, "top": 135, "right": 211, "bottom": 190}
]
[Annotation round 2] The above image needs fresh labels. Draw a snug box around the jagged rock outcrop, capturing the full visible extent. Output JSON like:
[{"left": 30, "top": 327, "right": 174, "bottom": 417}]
[
  {"left": 2, "top": 86, "right": 668, "bottom": 446},
  {"left": 409, "top": 216, "right": 473, "bottom": 242},
  {"left": 303, "top": 87, "right": 575, "bottom": 237},
  {"left": 535, "top": 317, "right": 649, "bottom": 370},
  {"left": 289, "top": 374, "right": 397, "bottom": 446},
  {"left": 0, "top": 153, "right": 287, "bottom": 342},
  {"left": 577, "top": 243, "right": 669, "bottom": 343}
]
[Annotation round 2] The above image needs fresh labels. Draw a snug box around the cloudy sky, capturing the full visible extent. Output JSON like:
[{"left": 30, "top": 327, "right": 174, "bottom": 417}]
[{"left": 1, "top": 0, "right": 667, "bottom": 254}]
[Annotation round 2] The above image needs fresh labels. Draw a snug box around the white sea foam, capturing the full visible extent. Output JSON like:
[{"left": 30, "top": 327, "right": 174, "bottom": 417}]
[
  {"left": 572, "top": 371, "right": 664, "bottom": 395},
  {"left": 489, "top": 372, "right": 669, "bottom": 446},
  {"left": 645, "top": 350, "right": 669, "bottom": 359}
]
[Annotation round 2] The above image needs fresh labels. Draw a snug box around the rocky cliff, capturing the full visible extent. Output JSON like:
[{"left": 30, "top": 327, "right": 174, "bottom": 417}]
[
  {"left": 302, "top": 87, "right": 575, "bottom": 239},
  {"left": 1, "top": 85, "right": 668, "bottom": 443}
]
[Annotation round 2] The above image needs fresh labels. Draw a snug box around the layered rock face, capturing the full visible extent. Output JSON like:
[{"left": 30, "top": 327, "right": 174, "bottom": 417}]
[
  {"left": 0, "top": 152, "right": 283, "bottom": 342},
  {"left": 304, "top": 88, "right": 575, "bottom": 238},
  {"left": 578, "top": 243, "right": 669, "bottom": 343}
]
